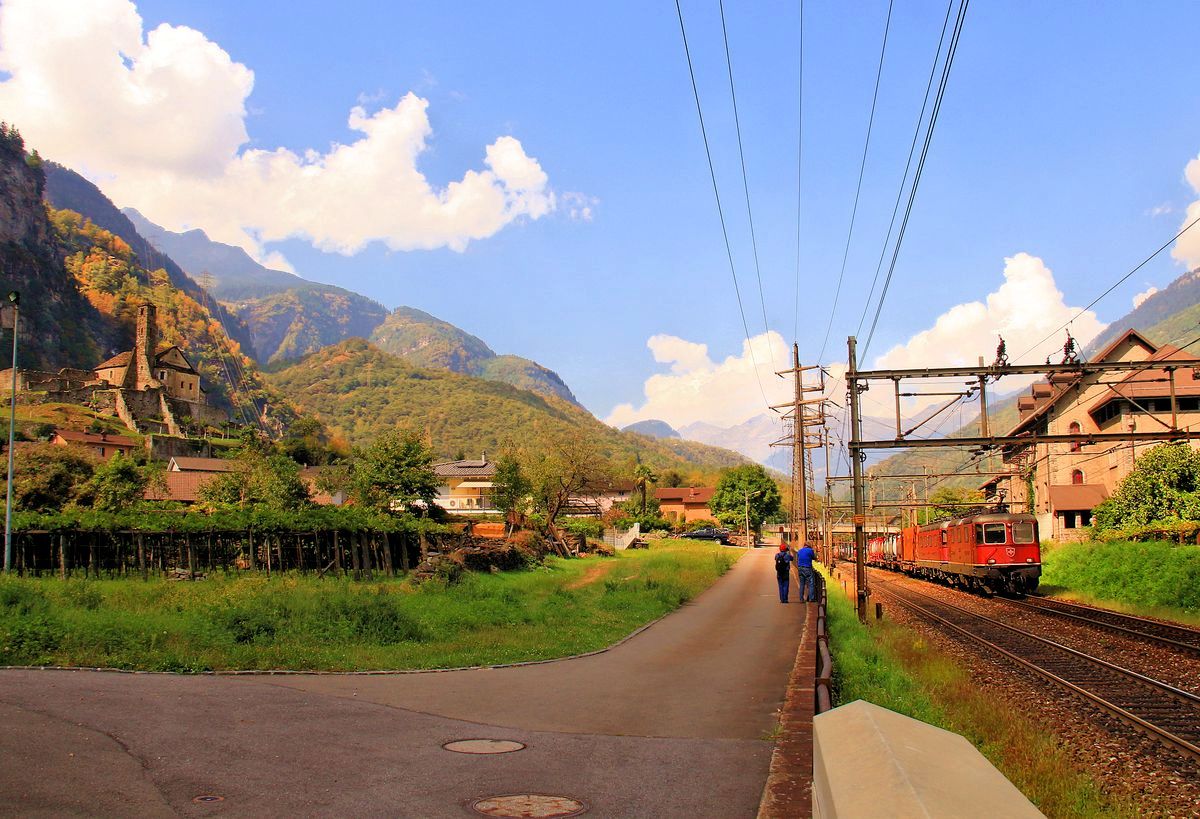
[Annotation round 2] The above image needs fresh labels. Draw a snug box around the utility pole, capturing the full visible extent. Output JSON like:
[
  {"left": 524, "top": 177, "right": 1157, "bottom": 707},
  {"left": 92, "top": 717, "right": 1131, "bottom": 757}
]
[
  {"left": 822, "top": 426, "right": 832, "bottom": 566},
  {"left": 4, "top": 291, "right": 19, "bottom": 573},
  {"left": 847, "top": 336, "right": 869, "bottom": 623},
  {"left": 793, "top": 344, "right": 808, "bottom": 549}
]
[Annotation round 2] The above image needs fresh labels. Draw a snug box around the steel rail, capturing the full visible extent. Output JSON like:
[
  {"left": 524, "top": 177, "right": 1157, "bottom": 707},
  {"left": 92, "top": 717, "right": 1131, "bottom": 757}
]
[
  {"left": 1013, "top": 597, "right": 1200, "bottom": 656},
  {"left": 873, "top": 580, "right": 1200, "bottom": 763}
]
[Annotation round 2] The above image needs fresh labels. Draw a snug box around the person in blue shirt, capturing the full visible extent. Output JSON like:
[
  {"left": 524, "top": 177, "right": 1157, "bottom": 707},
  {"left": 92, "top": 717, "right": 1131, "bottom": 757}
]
[
  {"left": 795, "top": 543, "right": 817, "bottom": 602},
  {"left": 774, "top": 544, "right": 794, "bottom": 603}
]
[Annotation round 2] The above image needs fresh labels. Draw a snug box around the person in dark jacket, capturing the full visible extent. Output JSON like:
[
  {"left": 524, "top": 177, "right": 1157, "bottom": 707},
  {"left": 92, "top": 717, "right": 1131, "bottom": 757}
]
[
  {"left": 795, "top": 543, "right": 817, "bottom": 602},
  {"left": 774, "top": 544, "right": 794, "bottom": 603}
]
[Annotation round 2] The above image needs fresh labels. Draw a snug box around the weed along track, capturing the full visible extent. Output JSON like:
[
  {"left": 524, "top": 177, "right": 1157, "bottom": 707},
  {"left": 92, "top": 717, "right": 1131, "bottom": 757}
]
[
  {"left": 872, "top": 579, "right": 1200, "bottom": 765},
  {"left": 1006, "top": 596, "right": 1200, "bottom": 656}
]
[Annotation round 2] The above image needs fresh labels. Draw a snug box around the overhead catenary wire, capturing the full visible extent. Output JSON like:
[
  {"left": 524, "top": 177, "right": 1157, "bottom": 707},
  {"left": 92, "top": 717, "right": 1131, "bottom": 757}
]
[
  {"left": 856, "top": 0, "right": 958, "bottom": 338},
  {"left": 817, "top": 0, "right": 896, "bottom": 365},
  {"left": 861, "top": 0, "right": 970, "bottom": 360},
  {"left": 1015, "top": 212, "right": 1200, "bottom": 361},
  {"left": 674, "top": 0, "right": 773, "bottom": 410},
  {"left": 718, "top": 0, "right": 774, "bottom": 368}
]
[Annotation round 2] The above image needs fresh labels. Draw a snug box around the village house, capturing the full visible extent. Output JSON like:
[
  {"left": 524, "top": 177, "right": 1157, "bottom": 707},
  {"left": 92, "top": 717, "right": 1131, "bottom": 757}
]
[
  {"left": 50, "top": 429, "right": 139, "bottom": 460},
  {"left": 981, "top": 329, "right": 1200, "bottom": 541},
  {"left": 433, "top": 455, "right": 497, "bottom": 514},
  {"left": 655, "top": 486, "right": 717, "bottom": 523}
]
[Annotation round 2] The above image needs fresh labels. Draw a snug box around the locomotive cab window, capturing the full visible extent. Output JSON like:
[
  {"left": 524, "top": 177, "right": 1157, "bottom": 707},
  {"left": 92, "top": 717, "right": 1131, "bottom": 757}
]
[
  {"left": 983, "top": 523, "right": 1007, "bottom": 544},
  {"left": 940, "top": 530, "right": 948, "bottom": 544},
  {"left": 1012, "top": 522, "right": 1035, "bottom": 544}
]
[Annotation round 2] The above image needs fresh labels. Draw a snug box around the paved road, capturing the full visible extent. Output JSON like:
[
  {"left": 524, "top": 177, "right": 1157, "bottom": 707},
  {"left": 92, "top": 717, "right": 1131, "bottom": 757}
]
[{"left": 0, "top": 548, "right": 805, "bottom": 818}]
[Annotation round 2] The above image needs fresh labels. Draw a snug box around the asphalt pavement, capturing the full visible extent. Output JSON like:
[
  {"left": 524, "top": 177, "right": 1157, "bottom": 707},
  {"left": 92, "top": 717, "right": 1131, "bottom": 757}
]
[{"left": 0, "top": 548, "right": 805, "bottom": 818}]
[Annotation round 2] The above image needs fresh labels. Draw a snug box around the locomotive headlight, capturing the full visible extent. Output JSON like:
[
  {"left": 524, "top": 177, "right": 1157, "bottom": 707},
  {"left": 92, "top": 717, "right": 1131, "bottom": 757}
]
[
  {"left": 1026, "top": 558, "right": 1033, "bottom": 563},
  {"left": 986, "top": 558, "right": 996, "bottom": 565}
]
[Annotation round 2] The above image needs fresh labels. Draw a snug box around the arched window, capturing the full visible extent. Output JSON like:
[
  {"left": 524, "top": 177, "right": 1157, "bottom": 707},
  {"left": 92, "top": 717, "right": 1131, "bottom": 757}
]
[
  {"left": 1068, "top": 421, "right": 1082, "bottom": 452},
  {"left": 1071, "top": 469, "right": 1084, "bottom": 485}
]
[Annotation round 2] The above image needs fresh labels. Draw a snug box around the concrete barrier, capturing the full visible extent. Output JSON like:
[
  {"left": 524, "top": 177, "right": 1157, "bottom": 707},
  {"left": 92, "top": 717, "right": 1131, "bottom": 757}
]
[{"left": 812, "top": 700, "right": 1044, "bottom": 818}]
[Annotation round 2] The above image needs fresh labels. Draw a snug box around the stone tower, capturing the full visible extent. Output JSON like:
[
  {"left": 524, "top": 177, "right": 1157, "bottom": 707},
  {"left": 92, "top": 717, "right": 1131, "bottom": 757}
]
[{"left": 127, "top": 304, "right": 162, "bottom": 390}]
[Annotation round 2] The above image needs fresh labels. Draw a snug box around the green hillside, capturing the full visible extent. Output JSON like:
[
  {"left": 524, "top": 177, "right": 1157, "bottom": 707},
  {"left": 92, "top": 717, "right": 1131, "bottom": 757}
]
[
  {"left": 269, "top": 339, "right": 749, "bottom": 480},
  {"left": 369, "top": 307, "right": 579, "bottom": 405}
]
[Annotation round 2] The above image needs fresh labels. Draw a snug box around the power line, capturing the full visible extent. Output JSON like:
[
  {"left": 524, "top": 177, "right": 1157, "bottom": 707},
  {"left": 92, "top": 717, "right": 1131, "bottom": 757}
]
[
  {"left": 1015, "top": 211, "right": 1200, "bottom": 361},
  {"left": 718, "top": 0, "right": 774, "bottom": 367},
  {"left": 861, "top": 0, "right": 970, "bottom": 359},
  {"left": 674, "top": 0, "right": 772, "bottom": 409},
  {"left": 817, "top": 0, "right": 895, "bottom": 365},
  {"left": 856, "top": 0, "right": 957, "bottom": 338},
  {"left": 792, "top": 0, "right": 805, "bottom": 346}
]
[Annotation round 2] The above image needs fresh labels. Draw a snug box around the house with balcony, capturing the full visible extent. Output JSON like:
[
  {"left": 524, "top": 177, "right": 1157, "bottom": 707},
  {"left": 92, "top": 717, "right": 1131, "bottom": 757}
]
[
  {"left": 981, "top": 329, "right": 1200, "bottom": 541},
  {"left": 433, "top": 455, "right": 497, "bottom": 514}
]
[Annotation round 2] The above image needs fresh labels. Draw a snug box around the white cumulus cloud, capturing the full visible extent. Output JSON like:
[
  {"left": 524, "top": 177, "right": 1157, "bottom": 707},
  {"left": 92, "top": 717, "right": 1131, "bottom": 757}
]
[
  {"left": 872, "top": 252, "right": 1106, "bottom": 412},
  {"left": 1132, "top": 285, "right": 1158, "bottom": 309},
  {"left": 0, "top": 0, "right": 555, "bottom": 266},
  {"left": 1173, "top": 153, "right": 1200, "bottom": 269},
  {"left": 605, "top": 331, "right": 791, "bottom": 431}
]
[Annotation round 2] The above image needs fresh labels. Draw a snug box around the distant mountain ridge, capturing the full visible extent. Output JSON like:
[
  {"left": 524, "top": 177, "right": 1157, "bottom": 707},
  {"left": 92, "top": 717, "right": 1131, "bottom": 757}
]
[
  {"left": 622, "top": 419, "right": 680, "bottom": 439},
  {"left": 122, "top": 212, "right": 580, "bottom": 405}
]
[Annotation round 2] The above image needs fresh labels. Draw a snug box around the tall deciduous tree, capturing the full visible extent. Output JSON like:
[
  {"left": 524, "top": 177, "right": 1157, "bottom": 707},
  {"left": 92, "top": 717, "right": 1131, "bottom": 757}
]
[
  {"left": 86, "top": 452, "right": 149, "bottom": 512},
  {"left": 1094, "top": 443, "right": 1200, "bottom": 530},
  {"left": 525, "top": 433, "right": 612, "bottom": 533},
  {"left": 199, "top": 447, "right": 311, "bottom": 512},
  {"left": 351, "top": 429, "right": 439, "bottom": 514},
  {"left": 709, "top": 465, "right": 782, "bottom": 532}
]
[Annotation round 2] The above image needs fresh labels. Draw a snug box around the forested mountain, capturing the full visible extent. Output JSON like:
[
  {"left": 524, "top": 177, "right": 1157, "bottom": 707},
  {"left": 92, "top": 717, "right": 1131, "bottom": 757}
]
[
  {"left": 1087, "top": 267, "right": 1200, "bottom": 353},
  {"left": 270, "top": 339, "right": 749, "bottom": 479},
  {"left": 622, "top": 419, "right": 680, "bottom": 439},
  {"left": 368, "top": 307, "right": 580, "bottom": 405},
  {"left": 0, "top": 127, "right": 282, "bottom": 418},
  {"left": 42, "top": 163, "right": 258, "bottom": 358}
]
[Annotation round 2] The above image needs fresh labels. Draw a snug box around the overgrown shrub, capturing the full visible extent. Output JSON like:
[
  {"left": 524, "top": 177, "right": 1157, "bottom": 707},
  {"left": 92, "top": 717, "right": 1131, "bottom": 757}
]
[{"left": 1042, "top": 540, "right": 1200, "bottom": 612}]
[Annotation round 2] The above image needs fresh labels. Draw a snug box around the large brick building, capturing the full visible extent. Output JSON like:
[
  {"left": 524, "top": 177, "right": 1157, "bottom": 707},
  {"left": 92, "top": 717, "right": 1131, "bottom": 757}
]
[{"left": 981, "top": 329, "right": 1200, "bottom": 541}]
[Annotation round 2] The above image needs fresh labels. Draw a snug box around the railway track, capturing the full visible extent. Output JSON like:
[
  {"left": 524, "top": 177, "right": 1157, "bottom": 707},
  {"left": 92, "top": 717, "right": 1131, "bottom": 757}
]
[
  {"left": 873, "top": 579, "right": 1200, "bottom": 764},
  {"left": 1011, "top": 596, "right": 1200, "bottom": 656}
]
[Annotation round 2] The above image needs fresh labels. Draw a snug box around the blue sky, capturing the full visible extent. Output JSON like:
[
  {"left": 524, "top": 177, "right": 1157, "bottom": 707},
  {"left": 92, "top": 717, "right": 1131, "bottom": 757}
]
[{"left": 5, "top": 1, "right": 1200, "bottom": 428}]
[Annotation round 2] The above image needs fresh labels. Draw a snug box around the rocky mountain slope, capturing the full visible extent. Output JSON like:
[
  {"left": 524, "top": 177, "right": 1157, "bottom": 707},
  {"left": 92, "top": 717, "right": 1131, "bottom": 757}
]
[
  {"left": 368, "top": 307, "right": 579, "bottom": 405},
  {"left": 270, "top": 339, "right": 748, "bottom": 477}
]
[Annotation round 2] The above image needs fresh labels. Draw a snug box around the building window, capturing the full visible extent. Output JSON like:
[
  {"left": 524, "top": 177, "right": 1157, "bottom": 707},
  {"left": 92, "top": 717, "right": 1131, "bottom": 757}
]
[
  {"left": 1068, "top": 421, "right": 1081, "bottom": 452},
  {"left": 1071, "top": 469, "right": 1084, "bottom": 485},
  {"left": 1063, "top": 513, "right": 1077, "bottom": 529},
  {"left": 1080, "top": 511, "right": 1092, "bottom": 527}
]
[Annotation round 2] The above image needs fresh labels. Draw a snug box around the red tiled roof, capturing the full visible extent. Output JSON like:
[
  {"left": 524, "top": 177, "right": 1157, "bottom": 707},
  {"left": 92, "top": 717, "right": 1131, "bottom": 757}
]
[
  {"left": 144, "top": 471, "right": 219, "bottom": 503},
  {"left": 52, "top": 429, "right": 138, "bottom": 448},
  {"left": 654, "top": 486, "right": 716, "bottom": 504},
  {"left": 169, "top": 456, "right": 244, "bottom": 472},
  {"left": 1048, "top": 484, "right": 1108, "bottom": 511},
  {"left": 95, "top": 351, "right": 132, "bottom": 370}
]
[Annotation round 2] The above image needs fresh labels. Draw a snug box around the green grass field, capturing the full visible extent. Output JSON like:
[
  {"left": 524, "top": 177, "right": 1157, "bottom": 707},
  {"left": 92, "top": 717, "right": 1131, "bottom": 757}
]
[
  {"left": 0, "top": 539, "right": 737, "bottom": 672},
  {"left": 825, "top": 572, "right": 1137, "bottom": 818},
  {"left": 1040, "top": 540, "right": 1200, "bottom": 623}
]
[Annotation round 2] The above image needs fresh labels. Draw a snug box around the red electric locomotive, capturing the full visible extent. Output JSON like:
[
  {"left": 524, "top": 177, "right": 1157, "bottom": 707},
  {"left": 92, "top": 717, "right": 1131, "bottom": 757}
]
[{"left": 902, "top": 511, "right": 1041, "bottom": 595}]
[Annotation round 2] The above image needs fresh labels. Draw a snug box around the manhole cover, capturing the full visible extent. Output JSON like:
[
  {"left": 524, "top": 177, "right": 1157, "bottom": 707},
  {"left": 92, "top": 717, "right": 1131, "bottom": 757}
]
[
  {"left": 191, "top": 795, "right": 224, "bottom": 804},
  {"left": 470, "top": 794, "right": 587, "bottom": 817},
  {"left": 443, "top": 739, "right": 526, "bottom": 755}
]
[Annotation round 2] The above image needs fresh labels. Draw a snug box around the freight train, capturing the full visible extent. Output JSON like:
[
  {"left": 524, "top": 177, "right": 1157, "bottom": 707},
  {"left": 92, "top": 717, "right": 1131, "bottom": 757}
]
[{"left": 857, "top": 511, "right": 1041, "bottom": 596}]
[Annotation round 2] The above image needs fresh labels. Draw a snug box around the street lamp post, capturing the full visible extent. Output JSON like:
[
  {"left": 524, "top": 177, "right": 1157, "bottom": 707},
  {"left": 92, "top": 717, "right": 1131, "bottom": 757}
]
[{"left": 4, "top": 290, "right": 18, "bottom": 573}]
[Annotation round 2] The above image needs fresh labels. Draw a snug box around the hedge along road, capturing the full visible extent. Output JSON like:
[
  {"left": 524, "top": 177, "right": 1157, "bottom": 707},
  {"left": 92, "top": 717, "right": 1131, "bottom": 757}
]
[{"left": 0, "top": 548, "right": 804, "bottom": 818}]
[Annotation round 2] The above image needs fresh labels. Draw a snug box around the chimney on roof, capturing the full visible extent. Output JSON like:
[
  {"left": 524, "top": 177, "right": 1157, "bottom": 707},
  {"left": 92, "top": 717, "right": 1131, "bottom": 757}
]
[{"left": 481, "top": 450, "right": 487, "bottom": 464}]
